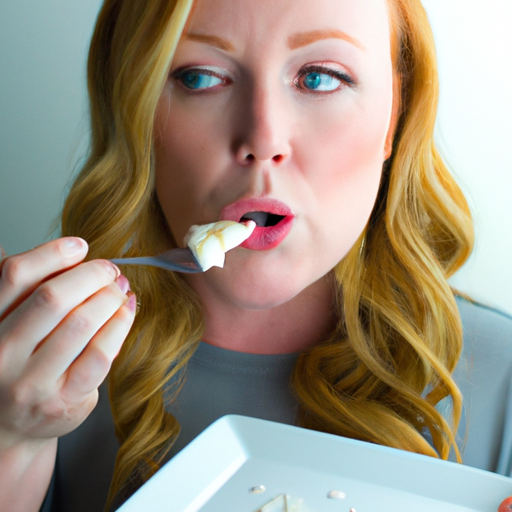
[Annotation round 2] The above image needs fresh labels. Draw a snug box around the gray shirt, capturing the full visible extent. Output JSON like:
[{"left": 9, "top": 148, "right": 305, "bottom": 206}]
[{"left": 43, "top": 297, "right": 512, "bottom": 511}]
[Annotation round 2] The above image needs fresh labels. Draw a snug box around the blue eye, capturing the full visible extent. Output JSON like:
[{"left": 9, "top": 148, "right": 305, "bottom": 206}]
[
  {"left": 179, "top": 71, "right": 224, "bottom": 90},
  {"left": 302, "top": 72, "right": 341, "bottom": 92}
]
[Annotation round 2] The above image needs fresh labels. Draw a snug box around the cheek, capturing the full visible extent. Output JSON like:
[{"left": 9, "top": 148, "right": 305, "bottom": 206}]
[
  {"left": 314, "top": 89, "right": 392, "bottom": 173},
  {"left": 298, "top": 91, "right": 392, "bottom": 251},
  {"left": 321, "top": 115, "right": 385, "bottom": 210},
  {"left": 153, "top": 132, "right": 196, "bottom": 244},
  {"left": 153, "top": 100, "right": 229, "bottom": 243}
]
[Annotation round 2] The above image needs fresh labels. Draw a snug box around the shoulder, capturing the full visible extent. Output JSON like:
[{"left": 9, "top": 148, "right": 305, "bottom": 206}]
[
  {"left": 453, "top": 296, "right": 512, "bottom": 473},
  {"left": 56, "top": 380, "right": 118, "bottom": 511},
  {"left": 454, "top": 295, "right": 512, "bottom": 424},
  {"left": 456, "top": 295, "right": 512, "bottom": 358}
]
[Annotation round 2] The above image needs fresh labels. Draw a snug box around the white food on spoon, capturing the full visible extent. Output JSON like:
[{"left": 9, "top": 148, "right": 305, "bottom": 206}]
[{"left": 184, "top": 220, "right": 256, "bottom": 271}]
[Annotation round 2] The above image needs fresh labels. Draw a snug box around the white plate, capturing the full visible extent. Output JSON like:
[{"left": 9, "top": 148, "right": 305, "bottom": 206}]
[{"left": 118, "top": 415, "right": 512, "bottom": 512}]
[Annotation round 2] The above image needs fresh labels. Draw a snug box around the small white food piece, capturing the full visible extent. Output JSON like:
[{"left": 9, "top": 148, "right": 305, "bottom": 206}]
[{"left": 184, "top": 220, "right": 256, "bottom": 271}]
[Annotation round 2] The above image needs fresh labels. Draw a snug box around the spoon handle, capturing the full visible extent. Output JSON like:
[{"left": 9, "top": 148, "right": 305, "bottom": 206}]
[{"left": 110, "top": 248, "right": 202, "bottom": 273}]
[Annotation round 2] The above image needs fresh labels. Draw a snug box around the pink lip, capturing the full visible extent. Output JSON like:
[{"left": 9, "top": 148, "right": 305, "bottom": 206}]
[{"left": 220, "top": 198, "right": 295, "bottom": 251}]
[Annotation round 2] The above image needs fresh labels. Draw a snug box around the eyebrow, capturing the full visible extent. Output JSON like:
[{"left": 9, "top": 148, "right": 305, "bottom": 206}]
[
  {"left": 184, "top": 28, "right": 365, "bottom": 53},
  {"left": 288, "top": 29, "right": 365, "bottom": 51},
  {"left": 185, "top": 33, "right": 235, "bottom": 52}
]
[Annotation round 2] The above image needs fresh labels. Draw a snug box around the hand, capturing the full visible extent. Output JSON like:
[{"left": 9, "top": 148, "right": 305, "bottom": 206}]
[{"left": 0, "top": 238, "right": 136, "bottom": 449}]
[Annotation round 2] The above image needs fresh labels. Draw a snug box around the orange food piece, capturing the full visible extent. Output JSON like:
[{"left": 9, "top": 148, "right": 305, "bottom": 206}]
[{"left": 498, "top": 497, "right": 512, "bottom": 512}]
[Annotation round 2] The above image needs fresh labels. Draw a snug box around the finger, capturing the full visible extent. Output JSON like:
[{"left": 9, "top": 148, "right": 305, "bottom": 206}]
[
  {"left": 63, "top": 293, "right": 136, "bottom": 398},
  {"left": 0, "top": 238, "right": 89, "bottom": 318},
  {"left": 25, "top": 278, "right": 131, "bottom": 384},
  {"left": 0, "top": 259, "right": 121, "bottom": 370}
]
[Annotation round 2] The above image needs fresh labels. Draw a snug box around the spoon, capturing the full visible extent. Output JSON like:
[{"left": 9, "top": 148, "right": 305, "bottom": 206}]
[{"left": 110, "top": 248, "right": 202, "bottom": 273}]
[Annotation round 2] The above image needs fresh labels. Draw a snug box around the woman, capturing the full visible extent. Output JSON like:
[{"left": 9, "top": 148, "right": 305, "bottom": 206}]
[{"left": 1, "top": 0, "right": 511, "bottom": 510}]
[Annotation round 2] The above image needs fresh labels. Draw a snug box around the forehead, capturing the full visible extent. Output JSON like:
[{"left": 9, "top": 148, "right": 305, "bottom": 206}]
[{"left": 185, "top": 0, "right": 392, "bottom": 54}]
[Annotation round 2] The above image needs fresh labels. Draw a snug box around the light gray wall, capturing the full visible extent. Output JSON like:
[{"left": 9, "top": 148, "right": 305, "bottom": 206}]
[
  {"left": 422, "top": 0, "right": 512, "bottom": 314},
  {"left": 0, "top": 1, "right": 511, "bottom": 314},
  {"left": 0, "top": 0, "right": 103, "bottom": 253}
]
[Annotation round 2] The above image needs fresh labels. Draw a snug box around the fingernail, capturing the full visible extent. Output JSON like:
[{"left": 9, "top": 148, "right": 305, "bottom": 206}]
[
  {"left": 112, "top": 263, "right": 121, "bottom": 277},
  {"left": 61, "top": 237, "right": 86, "bottom": 257},
  {"left": 100, "top": 260, "right": 120, "bottom": 279},
  {"left": 115, "top": 274, "right": 130, "bottom": 294},
  {"left": 127, "top": 293, "right": 137, "bottom": 314}
]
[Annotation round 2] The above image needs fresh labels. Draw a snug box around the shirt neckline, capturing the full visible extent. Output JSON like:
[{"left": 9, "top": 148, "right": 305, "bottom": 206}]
[{"left": 191, "top": 341, "right": 300, "bottom": 377}]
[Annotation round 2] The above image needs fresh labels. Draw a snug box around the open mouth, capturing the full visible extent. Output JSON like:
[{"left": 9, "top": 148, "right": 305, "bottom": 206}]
[
  {"left": 220, "top": 199, "right": 294, "bottom": 250},
  {"left": 240, "top": 211, "right": 286, "bottom": 228}
]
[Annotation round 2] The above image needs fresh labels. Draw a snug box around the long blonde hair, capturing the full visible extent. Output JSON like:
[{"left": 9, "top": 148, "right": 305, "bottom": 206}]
[{"left": 61, "top": 0, "right": 473, "bottom": 506}]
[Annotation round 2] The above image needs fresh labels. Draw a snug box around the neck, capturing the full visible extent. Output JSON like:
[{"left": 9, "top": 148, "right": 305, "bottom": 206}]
[{"left": 190, "top": 274, "right": 335, "bottom": 355}]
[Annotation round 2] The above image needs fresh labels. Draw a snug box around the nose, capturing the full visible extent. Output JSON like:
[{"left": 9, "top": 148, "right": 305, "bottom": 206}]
[{"left": 234, "top": 84, "right": 291, "bottom": 167}]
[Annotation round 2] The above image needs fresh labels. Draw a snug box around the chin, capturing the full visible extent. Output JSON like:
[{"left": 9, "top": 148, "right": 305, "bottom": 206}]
[{"left": 199, "top": 257, "right": 330, "bottom": 311}]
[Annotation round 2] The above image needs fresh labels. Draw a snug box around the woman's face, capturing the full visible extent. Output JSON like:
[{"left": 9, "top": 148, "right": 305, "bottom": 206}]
[{"left": 154, "top": 0, "right": 397, "bottom": 309}]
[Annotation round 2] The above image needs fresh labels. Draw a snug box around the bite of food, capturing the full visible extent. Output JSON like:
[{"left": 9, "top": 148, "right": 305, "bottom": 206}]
[{"left": 184, "top": 220, "right": 256, "bottom": 271}]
